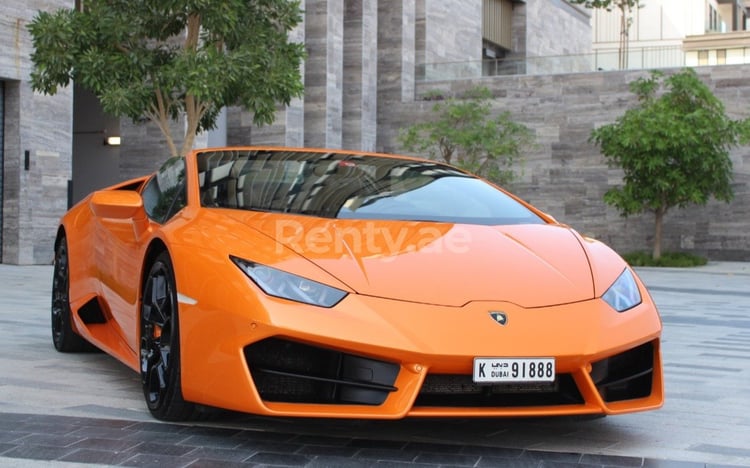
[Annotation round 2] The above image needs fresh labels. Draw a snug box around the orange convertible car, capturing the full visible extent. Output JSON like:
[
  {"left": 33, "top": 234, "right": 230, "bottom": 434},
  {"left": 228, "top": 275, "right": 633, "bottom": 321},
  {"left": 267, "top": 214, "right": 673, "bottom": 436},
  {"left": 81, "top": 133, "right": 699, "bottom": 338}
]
[{"left": 52, "top": 147, "right": 663, "bottom": 421}]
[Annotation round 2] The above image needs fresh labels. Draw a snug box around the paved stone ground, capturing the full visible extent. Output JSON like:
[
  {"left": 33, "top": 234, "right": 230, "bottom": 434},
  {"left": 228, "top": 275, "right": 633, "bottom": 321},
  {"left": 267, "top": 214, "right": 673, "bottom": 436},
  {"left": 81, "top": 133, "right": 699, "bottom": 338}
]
[{"left": 0, "top": 262, "right": 748, "bottom": 467}]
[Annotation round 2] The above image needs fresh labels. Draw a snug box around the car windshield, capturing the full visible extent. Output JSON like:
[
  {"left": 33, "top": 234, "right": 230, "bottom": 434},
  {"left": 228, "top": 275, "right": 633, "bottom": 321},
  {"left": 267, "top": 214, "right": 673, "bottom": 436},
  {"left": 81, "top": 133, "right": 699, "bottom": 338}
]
[{"left": 196, "top": 149, "right": 545, "bottom": 226}]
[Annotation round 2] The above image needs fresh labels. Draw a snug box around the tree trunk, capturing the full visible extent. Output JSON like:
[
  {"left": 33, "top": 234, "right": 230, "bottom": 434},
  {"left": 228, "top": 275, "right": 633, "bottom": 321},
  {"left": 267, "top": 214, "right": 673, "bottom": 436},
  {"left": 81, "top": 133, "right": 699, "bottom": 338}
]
[
  {"left": 618, "top": 2, "right": 629, "bottom": 69},
  {"left": 155, "top": 114, "right": 178, "bottom": 157},
  {"left": 652, "top": 207, "right": 665, "bottom": 260},
  {"left": 181, "top": 120, "right": 198, "bottom": 156},
  {"left": 179, "top": 13, "right": 203, "bottom": 157}
]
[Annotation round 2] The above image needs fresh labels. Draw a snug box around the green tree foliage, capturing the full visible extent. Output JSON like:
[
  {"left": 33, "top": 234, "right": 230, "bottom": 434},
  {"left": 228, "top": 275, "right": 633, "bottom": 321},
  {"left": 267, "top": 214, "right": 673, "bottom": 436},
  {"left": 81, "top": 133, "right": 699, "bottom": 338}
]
[
  {"left": 590, "top": 68, "right": 749, "bottom": 259},
  {"left": 399, "top": 87, "right": 535, "bottom": 186},
  {"left": 569, "top": 0, "right": 643, "bottom": 69},
  {"left": 28, "top": 0, "right": 305, "bottom": 157}
]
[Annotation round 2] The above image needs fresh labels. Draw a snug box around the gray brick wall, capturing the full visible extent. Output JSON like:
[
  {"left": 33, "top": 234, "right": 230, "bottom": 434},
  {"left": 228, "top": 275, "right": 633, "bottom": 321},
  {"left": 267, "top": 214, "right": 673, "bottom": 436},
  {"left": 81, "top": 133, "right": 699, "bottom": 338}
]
[{"left": 394, "top": 66, "right": 750, "bottom": 260}]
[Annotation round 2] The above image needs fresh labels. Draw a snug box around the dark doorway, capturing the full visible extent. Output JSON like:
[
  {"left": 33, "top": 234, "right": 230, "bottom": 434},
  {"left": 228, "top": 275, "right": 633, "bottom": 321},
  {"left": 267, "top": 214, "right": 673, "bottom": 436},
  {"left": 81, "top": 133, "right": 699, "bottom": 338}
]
[{"left": 72, "top": 84, "right": 121, "bottom": 205}]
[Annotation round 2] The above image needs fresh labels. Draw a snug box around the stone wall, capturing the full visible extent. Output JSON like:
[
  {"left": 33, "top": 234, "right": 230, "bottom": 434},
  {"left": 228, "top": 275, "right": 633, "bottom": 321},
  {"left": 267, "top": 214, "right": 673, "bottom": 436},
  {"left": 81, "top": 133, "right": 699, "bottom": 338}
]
[
  {"left": 1, "top": 0, "right": 74, "bottom": 264},
  {"left": 381, "top": 65, "right": 750, "bottom": 260}
]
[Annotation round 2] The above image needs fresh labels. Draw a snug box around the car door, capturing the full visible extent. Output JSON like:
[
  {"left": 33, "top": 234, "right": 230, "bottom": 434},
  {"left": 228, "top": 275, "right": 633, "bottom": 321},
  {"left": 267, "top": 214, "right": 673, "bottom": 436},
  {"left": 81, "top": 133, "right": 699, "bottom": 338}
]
[{"left": 95, "top": 157, "right": 187, "bottom": 352}]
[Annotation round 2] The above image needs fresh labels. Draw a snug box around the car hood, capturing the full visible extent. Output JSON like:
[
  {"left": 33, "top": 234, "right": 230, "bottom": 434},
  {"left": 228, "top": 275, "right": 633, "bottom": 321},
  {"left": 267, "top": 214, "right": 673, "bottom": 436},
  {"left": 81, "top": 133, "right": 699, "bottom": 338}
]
[{"left": 236, "top": 214, "right": 595, "bottom": 308}]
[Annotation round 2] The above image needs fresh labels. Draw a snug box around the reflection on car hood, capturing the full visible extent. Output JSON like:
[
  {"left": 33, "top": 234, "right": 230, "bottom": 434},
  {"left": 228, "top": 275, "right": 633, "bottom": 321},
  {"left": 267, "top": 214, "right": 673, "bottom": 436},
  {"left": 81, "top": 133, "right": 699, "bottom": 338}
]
[{"left": 243, "top": 214, "right": 594, "bottom": 308}]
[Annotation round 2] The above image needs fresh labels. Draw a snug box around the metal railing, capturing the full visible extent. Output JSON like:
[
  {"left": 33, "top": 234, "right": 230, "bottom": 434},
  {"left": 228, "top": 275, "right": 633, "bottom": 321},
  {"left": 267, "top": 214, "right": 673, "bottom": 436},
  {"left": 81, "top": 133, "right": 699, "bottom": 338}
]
[{"left": 416, "top": 46, "right": 689, "bottom": 81}]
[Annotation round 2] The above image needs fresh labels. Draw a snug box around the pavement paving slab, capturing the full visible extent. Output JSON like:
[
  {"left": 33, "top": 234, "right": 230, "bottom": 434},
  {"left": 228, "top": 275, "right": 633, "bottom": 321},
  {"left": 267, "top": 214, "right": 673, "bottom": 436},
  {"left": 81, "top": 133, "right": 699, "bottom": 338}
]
[{"left": 0, "top": 262, "right": 749, "bottom": 467}]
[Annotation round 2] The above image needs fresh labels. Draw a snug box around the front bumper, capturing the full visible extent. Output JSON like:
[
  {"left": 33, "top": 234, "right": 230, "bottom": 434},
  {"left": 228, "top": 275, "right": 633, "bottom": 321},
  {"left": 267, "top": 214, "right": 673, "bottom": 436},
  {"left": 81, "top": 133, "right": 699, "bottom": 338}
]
[{"left": 179, "top": 289, "right": 663, "bottom": 418}]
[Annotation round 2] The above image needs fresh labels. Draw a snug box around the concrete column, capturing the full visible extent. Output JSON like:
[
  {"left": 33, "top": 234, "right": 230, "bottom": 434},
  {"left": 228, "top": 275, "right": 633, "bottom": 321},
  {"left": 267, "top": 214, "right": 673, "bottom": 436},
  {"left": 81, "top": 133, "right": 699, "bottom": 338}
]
[
  {"left": 376, "top": 0, "right": 415, "bottom": 105},
  {"left": 415, "top": 0, "right": 426, "bottom": 69},
  {"left": 376, "top": 0, "right": 415, "bottom": 152},
  {"left": 282, "top": 0, "right": 304, "bottom": 148},
  {"left": 304, "top": 0, "right": 344, "bottom": 148},
  {"left": 342, "top": 0, "right": 378, "bottom": 152},
  {"left": 510, "top": 0, "right": 528, "bottom": 74}
]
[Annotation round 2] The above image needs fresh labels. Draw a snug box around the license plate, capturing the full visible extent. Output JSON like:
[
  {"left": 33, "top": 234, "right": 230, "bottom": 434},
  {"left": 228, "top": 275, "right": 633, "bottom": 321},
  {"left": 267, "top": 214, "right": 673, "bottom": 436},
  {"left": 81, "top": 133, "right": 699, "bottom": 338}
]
[{"left": 473, "top": 357, "right": 555, "bottom": 383}]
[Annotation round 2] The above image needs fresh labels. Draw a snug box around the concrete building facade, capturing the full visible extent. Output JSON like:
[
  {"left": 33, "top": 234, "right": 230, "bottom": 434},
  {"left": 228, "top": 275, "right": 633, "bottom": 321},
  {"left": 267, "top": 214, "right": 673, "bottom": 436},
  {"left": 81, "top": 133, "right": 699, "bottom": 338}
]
[
  {"left": 1, "top": 0, "right": 74, "bottom": 264},
  {"left": 2, "top": 0, "right": 750, "bottom": 263},
  {"left": 590, "top": 0, "right": 750, "bottom": 69}
]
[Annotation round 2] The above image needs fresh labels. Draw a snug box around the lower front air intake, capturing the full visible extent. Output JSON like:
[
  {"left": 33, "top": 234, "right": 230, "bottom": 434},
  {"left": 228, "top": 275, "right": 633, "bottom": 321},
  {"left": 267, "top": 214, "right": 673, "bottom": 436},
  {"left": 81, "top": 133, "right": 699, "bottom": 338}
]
[
  {"left": 590, "top": 341, "right": 655, "bottom": 402},
  {"left": 413, "top": 373, "right": 584, "bottom": 407},
  {"left": 244, "top": 338, "right": 399, "bottom": 405}
]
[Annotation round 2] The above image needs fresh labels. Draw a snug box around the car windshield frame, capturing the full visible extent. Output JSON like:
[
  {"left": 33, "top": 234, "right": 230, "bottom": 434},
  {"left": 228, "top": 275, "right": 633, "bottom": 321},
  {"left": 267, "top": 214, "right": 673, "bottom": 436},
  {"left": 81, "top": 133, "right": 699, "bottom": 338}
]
[{"left": 195, "top": 149, "right": 545, "bottom": 226}]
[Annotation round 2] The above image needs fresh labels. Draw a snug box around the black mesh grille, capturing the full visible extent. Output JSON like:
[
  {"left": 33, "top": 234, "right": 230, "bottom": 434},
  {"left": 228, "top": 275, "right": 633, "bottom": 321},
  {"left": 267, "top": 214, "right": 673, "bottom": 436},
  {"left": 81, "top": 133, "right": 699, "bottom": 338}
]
[
  {"left": 414, "top": 374, "right": 584, "bottom": 407},
  {"left": 244, "top": 338, "right": 399, "bottom": 405}
]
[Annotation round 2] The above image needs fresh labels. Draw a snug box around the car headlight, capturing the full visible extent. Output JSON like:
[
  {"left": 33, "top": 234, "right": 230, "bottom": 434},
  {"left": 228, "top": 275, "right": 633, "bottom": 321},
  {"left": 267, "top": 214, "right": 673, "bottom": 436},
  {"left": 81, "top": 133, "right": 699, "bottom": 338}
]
[
  {"left": 231, "top": 256, "right": 347, "bottom": 308},
  {"left": 602, "top": 268, "right": 641, "bottom": 312}
]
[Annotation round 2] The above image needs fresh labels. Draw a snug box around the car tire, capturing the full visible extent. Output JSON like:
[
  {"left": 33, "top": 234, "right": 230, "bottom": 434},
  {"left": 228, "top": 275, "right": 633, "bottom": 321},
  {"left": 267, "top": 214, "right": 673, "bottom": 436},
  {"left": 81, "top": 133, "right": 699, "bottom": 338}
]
[
  {"left": 140, "top": 251, "right": 197, "bottom": 421},
  {"left": 51, "top": 235, "right": 93, "bottom": 352}
]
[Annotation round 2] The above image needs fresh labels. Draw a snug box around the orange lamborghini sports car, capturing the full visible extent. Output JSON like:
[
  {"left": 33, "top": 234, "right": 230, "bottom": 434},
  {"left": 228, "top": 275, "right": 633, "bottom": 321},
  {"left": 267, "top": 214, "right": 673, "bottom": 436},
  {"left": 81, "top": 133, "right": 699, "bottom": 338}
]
[{"left": 52, "top": 147, "right": 663, "bottom": 421}]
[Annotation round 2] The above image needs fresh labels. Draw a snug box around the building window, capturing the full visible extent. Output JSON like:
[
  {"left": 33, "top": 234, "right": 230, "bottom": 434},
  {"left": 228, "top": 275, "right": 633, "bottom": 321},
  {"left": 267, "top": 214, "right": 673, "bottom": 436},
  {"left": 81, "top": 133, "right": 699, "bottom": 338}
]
[
  {"left": 717, "top": 49, "right": 726, "bottom": 64},
  {"left": 698, "top": 50, "right": 709, "bottom": 65},
  {"left": 707, "top": 5, "right": 719, "bottom": 33}
]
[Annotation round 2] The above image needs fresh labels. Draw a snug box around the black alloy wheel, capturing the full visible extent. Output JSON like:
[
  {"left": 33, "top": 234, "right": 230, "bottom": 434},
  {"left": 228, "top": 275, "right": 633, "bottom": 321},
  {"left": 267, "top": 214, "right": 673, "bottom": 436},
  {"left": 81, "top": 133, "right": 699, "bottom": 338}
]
[
  {"left": 51, "top": 235, "right": 91, "bottom": 352},
  {"left": 140, "top": 251, "right": 196, "bottom": 421}
]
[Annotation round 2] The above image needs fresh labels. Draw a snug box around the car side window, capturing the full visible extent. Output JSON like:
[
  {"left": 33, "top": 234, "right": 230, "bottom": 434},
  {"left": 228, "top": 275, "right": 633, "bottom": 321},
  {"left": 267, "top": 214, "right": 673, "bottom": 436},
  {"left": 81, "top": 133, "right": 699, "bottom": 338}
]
[{"left": 142, "top": 157, "right": 187, "bottom": 224}]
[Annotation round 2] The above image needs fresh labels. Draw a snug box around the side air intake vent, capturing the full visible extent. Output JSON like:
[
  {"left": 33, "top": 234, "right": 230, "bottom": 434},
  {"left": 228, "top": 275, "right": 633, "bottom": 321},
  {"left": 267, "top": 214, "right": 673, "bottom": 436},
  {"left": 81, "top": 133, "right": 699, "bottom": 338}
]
[{"left": 76, "top": 297, "right": 107, "bottom": 324}]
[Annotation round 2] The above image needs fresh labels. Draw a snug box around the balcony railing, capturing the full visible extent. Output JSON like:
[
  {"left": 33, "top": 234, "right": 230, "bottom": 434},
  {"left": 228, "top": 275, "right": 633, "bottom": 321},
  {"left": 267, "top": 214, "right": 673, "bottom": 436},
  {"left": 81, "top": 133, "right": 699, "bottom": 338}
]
[{"left": 416, "top": 46, "right": 689, "bottom": 81}]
